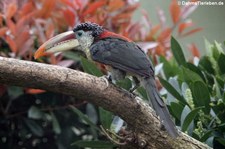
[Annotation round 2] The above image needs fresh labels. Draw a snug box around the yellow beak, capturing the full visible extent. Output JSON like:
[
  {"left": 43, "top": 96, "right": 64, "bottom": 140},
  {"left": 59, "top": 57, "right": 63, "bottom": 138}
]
[{"left": 34, "top": 31, "right": 80, "bottom": 59}]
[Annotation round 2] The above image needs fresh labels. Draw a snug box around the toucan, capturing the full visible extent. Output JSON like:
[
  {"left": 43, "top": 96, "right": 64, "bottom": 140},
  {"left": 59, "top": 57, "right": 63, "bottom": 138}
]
[{"left": 34, "top": 22, "right": 178, "bottom": 138}]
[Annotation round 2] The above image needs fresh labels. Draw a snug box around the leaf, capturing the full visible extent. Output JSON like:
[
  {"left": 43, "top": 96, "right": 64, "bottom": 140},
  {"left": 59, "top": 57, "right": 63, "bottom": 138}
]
[
  {"left": 216, "top": 138, "right": 225, "bottom": 147},
  {"left": 116, "top": 78, "right": 132, "bottom": 90},
  {"left": 5, "top": 36, "right": 17, "bottom": 53},
  {"left": 180, "top": 67, "right": 204, "bottom": 84},
  {"left": 110, "top": 116, "right": 124, "bottom": 133},
  {"left": 178, "top": 22, "right": 193, "bottom": 35},
  {"left": 5, "top": 3, "right": 18, "bottom": 19},
  {"left": 6, "top": 19, "right": 16, "bottom": 35},
  {"left": 158, "top": 28, "right": 171, "bottom": 42},
  {"left": 181, "top": 2, "right": 198, "bottom": 19},
  {"left": 170, "top": 0, "right": 181, "bottom": 24},
  {"left": 170, "top": 102, "right": 184, "bottom": 120},
  {"left": 171, "top": 37, "right": 186, "bottom": 66},
  {"left": 180, "top": 105, "right": 192, "bottom": 132},
  {"left": 7, "top": 86, "right": 23, "bottom": 99},
  {"left": 81, "top": 57, "right": 103, "bottom": 77},
  {"left": 182, "top": 107, "right": 203, "bottom": 131},
  {"left": 218, "top": 53, "right": 225, "bottom": 74},
  {"left": 199, "top": 56, "right": 214, "bottom": 74},
  {"left": 159, "top": 77, "right": 186, "bottom": 105},
  {"left": 63, "top": 9, "right": 76, "bottom": 27},
  {"left": 69, "top": 106, "right": 100, "bottom": 131},
  {"left": 186, "top": 63, "right": 205, "bottom": 82},
  {"left": 83, "top": 1, "right": 106, "bottom": 16},
  {"left": 37, "top": 0, "right": 56, "bottom": 18},
  {"left": 181, "top": 28, "right": 202, "bottom": 37},
  {"left": 24, "top": 118, "right": 44, "bottom": 137},
  {"left": 0, "top": 27, "right": 8, "bottom": 37},
  {"left": 99, "top": 107, "right": 113, "bottom": 129},
  {"left": 63, "top": 51, "right": 81, "bottom": 61},
  {"left": 188, "top": 43, "right": 200, "bottom": 57},
  {"left": 86, "top": 103, "right": 98, "bottom": 124},
  {"left": 28, "top": 106, "right": 44, "bottom": 119},
  {"left": 51, "top": 112, "right": 61, "bottom": 134},
  {"left": 108, "top": 0, "right": 125, "bottom": 12},
  {"left": 72, "top": 140, "right": 116, "bottom": 148},
  {"left": 26, "top": 88, "right": 46, "bottom": 94},
  {"left": 190, "top": 81, "right": 210, "bottom": 113},
  {"left": 159, "top": 56, "right": 179, "bottom": 79}
]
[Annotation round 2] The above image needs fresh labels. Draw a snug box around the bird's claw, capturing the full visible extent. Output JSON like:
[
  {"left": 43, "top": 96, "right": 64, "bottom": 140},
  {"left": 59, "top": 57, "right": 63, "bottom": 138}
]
[
  {"left": 100, "top": 125, "right": 135, "bottom": 146},
  {"left": 99, "top": 75, "right": 111, "bottom": 89}
]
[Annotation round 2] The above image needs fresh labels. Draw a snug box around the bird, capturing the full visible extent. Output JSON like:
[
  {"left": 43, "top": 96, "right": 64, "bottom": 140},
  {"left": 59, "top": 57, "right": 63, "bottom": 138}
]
[{"left": 34, "top": 22, "right": 178, "bottom": 138}]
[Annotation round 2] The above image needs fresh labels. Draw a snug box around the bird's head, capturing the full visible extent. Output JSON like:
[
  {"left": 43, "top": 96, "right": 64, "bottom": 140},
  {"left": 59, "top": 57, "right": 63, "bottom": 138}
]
[{"left": 34, "top": 22, "right": 104, "bottom": 59}]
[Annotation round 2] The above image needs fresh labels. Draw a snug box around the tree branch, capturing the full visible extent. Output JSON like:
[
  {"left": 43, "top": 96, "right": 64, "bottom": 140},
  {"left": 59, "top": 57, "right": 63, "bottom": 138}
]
[{"left": 0, "top": 56, "right": 211, "bottom": 149}]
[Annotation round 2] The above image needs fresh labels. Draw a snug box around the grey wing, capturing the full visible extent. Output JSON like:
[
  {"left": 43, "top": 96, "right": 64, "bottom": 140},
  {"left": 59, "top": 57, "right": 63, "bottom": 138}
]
[{"left": 90, "top": 37, "right": 154, "bottom": 78}]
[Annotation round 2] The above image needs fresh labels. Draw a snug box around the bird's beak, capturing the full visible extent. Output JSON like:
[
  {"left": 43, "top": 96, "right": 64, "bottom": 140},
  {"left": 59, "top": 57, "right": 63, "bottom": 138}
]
[{"left": 34, "top": 31, "right": 80, "bottom": 59}]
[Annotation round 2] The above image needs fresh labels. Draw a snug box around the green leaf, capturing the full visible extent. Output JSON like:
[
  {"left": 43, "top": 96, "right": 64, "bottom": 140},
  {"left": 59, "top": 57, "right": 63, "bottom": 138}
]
[
  {"left": 63, "top": 51, "right": 81, "bottom": 61},
  {"left": 170, "top": 37, "right": 186, "bottom": 66},
  {"left": 69, "top": 106, "right": 100, "bottom": 131},
  {"left": 72, "top": 140, "right": 116, "bottom": 148},
  {"left": 51, "top": 112, "right": 61, "bottom": 134},
  {"left": 81, "top": 57, "right": 103, "bottom": 77},
  {"left": 159, "top": 56, "right": 179, "bottom": 79},
  {"left": 199, "top": 56, "right": 215, "bottom": 74},
  {"left": 182, "top": 107, "right": 203, "bottom": 131},
  {"left": 190, "top": 81, "right": 210, "bottom": 113},
  {"left": 180, "top": 67, "right": 204, "bottom": 84},
  {"left": 159, "top": 77, "right": 186, "bottom": 105},
  {"left": 186, "top": 63, "right": 205, "bottom": 82},
  {"left": 137, "top": 87, "right": 148, "bottom": 100},
  {"left": 170, "top": 102, "right": 184, "bottom": 120},
  {"left": 204, "top": 39, "right": 213, "bottom": 55},
  {"left": 218, "top": 53, "right": 225, "bottom": 74},
  {"left": 7, "top": 86, "right": 23, "bottom": 99},
  {"left": 28, "top": 106, "right": 44, "bottom": 119},
  {"left": 200, "top": 130, "right": 213, "bottom": 142},
  {"left": 24, "top": 118, "right": 44, "bottom": 137},
  {"left": 99, "top": 107, "right": 113, "bottom": 129},
  {"left": 116, "top": 78, "right": 132, "bottom": 90},
  {"left": 216, "top": 138, "right": 225, "bottom": 147}
]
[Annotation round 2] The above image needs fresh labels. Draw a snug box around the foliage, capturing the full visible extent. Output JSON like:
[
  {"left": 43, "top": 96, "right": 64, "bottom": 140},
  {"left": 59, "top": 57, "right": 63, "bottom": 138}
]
[
  {"left": 159, "top": 38, "right": 225, "bottom": 148},
  {"left": 0, "top": 0, "right": 203, "bottom": 148}
]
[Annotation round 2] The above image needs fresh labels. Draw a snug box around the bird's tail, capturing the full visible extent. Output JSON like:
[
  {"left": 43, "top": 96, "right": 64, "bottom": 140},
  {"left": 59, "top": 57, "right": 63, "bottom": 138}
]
[{"left": 143, "top": 77, "right": 178, "bottom": 138}]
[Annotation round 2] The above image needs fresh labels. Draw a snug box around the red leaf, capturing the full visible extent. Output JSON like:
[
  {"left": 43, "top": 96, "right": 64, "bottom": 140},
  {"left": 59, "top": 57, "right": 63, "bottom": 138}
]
[
  {"left": 170, "top": 0, "right": 181, "bottom": 24},
  {"left": 63, "top": 9, "right": 76, "bottom": 27},
  {"left": 46, "top": 22, "right": 55, "bottom": 39},
  {"left": 16, "top": 30, "right": 30, "bottom": 50},
  {"left": 26, "top": 88, "right": 45, "bottom": 94},
  {"left": 5, "top": 36, "right": 17, "bottom": 53},
  {"left": 181, "top": 1, "right": 198, "bottom": 19},
  {"left": 5, "top": 2, "right": 18, "bottom": 19},
  {"left": 108, "top": 0, "right": 125, "bottom": 12},
  {"left": 188, "top": 43, "right": 200, "bottom": 57},
  {"left": 37, "top": 0, "right": 56, "bottom": 18},
  {"left": 83, "top": 1, "right": 106, "bottom": 16},
  {"left": 19, "top": 1, "right": 34, "bottom": 18},
  {"left": 178, "top": 21, "right": 193, "bottom": 35},
  {"left": 6, "top": 19, "right": 16, "bottom": 35},
  {"left": 181, "top": 28, "right": 202, "bottom": 37},
  {"left": 0, "top": 27, "right": 8, "bottom": 37},
  {"left": 158, "top": 28, "right": 171, "bottom": 42}
]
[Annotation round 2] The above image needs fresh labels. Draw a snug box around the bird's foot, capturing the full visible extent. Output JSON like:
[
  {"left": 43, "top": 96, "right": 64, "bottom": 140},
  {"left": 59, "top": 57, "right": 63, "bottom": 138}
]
[
  {"left": 100, "top": 125, "right": 135, "bottom": 146},
  {"left": 99, "top": 75, "right": 112, "bottom": 89}
]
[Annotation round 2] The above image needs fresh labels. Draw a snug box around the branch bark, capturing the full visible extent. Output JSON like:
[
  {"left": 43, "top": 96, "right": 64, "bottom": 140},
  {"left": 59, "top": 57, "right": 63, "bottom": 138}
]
[{"left": 0, "top": 56, "right": 211, "bottom": 149}]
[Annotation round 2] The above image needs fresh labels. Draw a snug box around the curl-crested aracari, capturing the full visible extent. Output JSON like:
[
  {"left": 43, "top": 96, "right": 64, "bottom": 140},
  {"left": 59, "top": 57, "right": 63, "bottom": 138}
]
[{"left": 34, "top": 22, "right": 178, "bottom": 138}]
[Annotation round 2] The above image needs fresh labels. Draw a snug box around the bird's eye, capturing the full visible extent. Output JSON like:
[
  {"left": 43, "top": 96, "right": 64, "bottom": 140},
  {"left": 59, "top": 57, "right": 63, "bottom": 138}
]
[{"left": 77, "top": 31, "right": 83, "bottom": 37}]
